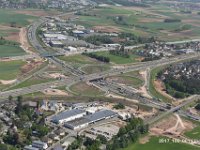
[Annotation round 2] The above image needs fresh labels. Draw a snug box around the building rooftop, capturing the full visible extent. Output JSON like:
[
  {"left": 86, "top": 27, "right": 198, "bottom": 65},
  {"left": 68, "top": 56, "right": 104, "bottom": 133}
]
[
  {"left": 85, "top": 110, "right": 117, "bottom": 122},
  {"left": 50, "top": 40, "right": 63, "bottom": 45},
  {"left": 51, "top": 109, "right": 85, "bottom": 122},
  {"left": 65, "top": 117, "right": 90, "bottom": 127}
]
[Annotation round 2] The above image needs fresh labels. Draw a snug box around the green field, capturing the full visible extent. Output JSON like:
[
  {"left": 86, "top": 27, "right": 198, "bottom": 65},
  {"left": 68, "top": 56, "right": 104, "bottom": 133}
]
[
  {"left": 122, "top": 136, "right": 200, "bottom": 150},
  {"left": 70, "top": 82, "right": 105, "bottom": 97},
  {"left": 94, "top": 51, "right": 141, "bottom": 64},
  {"left": 0, "top": 9, "right": 37, "bottom": 27},
  {"left": 0, "top": 60, "right": 25, "bottom": 80},
  {"left": 73, "top": 5, "right": 200, "bottom": 41},
  {"left": 149, "top": 67, "right": 172, "bottom": 103},
  {"left": 81, "top": 64, "right": 110, "bottom": 74},
  {"left": 185, "top": 123, "right": 200, "bottom": 140},
  {"left": 9, "top": 76, "right": 54, "bottom": 90},
  {"left": 0, "top": 45, "right": 26, "bottom": 57},
  {"left": 59, "top": 55, "right": 97, "bottom": 65}
]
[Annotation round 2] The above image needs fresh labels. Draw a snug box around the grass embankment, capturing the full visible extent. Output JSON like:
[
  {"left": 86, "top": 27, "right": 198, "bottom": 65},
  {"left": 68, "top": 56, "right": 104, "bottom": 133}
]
[{"left": 149, "top": 67, "right": 172, "bottom": 103}]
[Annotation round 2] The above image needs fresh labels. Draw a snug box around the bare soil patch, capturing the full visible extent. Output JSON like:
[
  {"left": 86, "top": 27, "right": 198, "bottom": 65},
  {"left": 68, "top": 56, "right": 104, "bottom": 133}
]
[
  {"left": 20, "top": 59, "right": 43, "bottom": 74},
  {"left": 0, "top": 79, "right": 17, "bottom": 85},
  {"left": 42, "top": 88, "right": 68, "bottom": 96},
  {"left": 139, "top": 135, "right": 151, "bottom": 144},
  {"left": 154, "top": 79, "right": 175, "bottom": 100},
  {"left": 150, "top": 114, "right": 194, "bottom": 137},
  {"left": 5, "top": 32, "right": 20, "bottom": 43},
  {"left": 15, "top": 10, "right": 50, "bottom": 17},
  {"left": 19, "top": 27, "right": 35, "bottom": 54}
]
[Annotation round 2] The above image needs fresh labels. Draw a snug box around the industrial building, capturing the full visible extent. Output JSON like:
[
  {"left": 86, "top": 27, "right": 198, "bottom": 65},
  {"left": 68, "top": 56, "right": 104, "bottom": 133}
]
[
  {"left": 43, "top": 33, "right": 67, "bottom": 41},
  {"left": 65, "top": 118, "right": 91, "bottom": 130},
  {"left": 49, "top": 41, "right": 64, "bottom": 48},
  {"left": 51, "top": 109, "right": 86, "bottom": 124},
  {"left": 64, "top": 110, "right": 118, "bottom": 130}
]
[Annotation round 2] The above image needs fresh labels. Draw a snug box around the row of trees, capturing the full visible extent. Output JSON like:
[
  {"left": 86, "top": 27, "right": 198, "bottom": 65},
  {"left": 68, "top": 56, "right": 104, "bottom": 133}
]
[{"left": 82, "top": 52, "right": 110, "bottom": 63}]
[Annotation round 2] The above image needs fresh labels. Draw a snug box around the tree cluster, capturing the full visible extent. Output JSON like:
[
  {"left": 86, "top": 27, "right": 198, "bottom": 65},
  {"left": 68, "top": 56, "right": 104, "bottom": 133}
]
[
  {"left": 164, "top": 18, "right": 181, "bottom": 23},
  {"left": 113, "top": 103, "right": 125, "bottom": 109},
  {"left": 106, "top": 117, "right": 148, "bottom": 150},
  {"left": 195, "top": 103, "right": 200, "bottom": 111},
  {"left": 84, "top": 35, "right": 113, "bottom": 46}
]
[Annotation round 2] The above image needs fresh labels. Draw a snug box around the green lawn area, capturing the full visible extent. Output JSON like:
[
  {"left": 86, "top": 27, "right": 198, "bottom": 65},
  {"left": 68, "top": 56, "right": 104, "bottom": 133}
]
[
  {"left": 0, "top": 9, "right": 37, "bottom": 27},
  {"left": 107, "top": 75, "right": 143, "bottom": 88},
  {"left": 9, "top": 76, "right": 54, "bottom": 90},
  {"left": 0, "top": 60, "right": 25, "bottom": 80},
  {"left": 94, "top": 51, "right": 141, "bottom": 64},
  {"left": 58, "top": 55, "right": 97, "bottom": 65},
  {"left": 69, "top": 82, "right": 105, "bottom": 97},
  {"left": 81, "top": 64, "right": 110, "bottom": 74},
  {"left": 0, "top": 45, "right": 26, "bottom": 57},
  {"left": 149, "top": 67, "right": 172, "bottom": 103},
  {"left": 185, "top": 123, "right": 200, "bottom": 140},
  {"left": 123, "top": 136, "right": 200, "bottom": 150}
]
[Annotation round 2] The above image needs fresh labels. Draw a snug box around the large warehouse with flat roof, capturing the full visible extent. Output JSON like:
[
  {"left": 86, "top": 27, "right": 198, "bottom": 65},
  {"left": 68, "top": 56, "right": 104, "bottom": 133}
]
[
  {"left": 64, "top": 110, "right": 118, "bottom": 130},
  {"left": 51, "top": 109, "right": 86, "bottom": 124}
]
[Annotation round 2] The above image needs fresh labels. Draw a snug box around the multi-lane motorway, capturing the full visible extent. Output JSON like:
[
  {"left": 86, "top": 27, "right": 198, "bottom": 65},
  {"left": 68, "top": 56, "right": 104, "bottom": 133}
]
[{"left": 1, "top": 52, "right": 200, "bottom": 100}]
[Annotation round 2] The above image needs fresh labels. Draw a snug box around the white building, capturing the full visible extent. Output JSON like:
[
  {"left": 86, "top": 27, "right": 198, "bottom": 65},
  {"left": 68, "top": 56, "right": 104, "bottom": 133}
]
[{"left": 51, "top": 109, "right": 86, "bottom": 124}]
